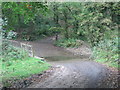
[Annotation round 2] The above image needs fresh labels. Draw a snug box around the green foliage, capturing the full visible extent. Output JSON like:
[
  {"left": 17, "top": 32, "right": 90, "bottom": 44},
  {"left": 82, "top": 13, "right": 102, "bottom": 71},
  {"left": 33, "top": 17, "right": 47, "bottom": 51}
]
[
  {"left": 2, "top": 57, "right": 50, "bottom": 87},
  {"left": 49, "top": 27, "right": 64, "bottom": 34},
  {"left": 2, "top": 2, "right": 48, "bottom": 40},
  {"left": 54, "top": 38, "right": 83, "bottom": 48},
  {"left": 1, "top": 40, "right": 28, "bottom": 65},
  {"left": 92, "top": 32, "right": 119, "bottom": 68},
  {"left": 2, "top": 2, "right": 48, "bottom": 24},
  {"left": 2, "top": 2, "right": 119, "bottom": 42},
  {"left": 1, "top": 29, "right": 28, "bottom": 63},
  {"left": 77, "top": 3, "right": 117, "bottom": 46}
]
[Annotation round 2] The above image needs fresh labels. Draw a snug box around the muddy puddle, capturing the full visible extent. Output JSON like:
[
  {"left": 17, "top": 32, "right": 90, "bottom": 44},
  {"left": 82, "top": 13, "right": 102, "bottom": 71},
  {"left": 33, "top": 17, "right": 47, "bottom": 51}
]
[{"left": 44, "top": 55, "right": 89, "bottom": 62}]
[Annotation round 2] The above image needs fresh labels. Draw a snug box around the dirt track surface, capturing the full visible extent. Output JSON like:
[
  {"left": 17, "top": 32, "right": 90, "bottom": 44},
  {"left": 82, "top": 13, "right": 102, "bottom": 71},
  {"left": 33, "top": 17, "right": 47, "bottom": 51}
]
[
  {"left": 11, "top": 37, "right": 118, "bottom": 88},
  {"left": 28, "top": 61, "right": 118, "bottom": 88}
]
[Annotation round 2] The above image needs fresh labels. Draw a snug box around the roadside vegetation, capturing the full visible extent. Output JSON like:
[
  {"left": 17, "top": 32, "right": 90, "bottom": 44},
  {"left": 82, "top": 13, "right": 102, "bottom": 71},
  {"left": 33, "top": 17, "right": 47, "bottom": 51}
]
[
  {"left": 1, "top": 2, "right": 119, "bottom": 86},
  {"left": 92, "top": 32, "right": 119, "bottom": 68},
  {"left": 2, "top": 56, "right": 50, "bottom": 87},
  {"left": 1, "top": 33, "right": 50, "bottom": 87}
]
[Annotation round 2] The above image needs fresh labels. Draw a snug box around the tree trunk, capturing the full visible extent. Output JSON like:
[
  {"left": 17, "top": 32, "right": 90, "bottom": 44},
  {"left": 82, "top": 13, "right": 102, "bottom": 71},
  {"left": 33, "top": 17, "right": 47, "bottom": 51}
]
[
  {"left": 63, "top": 10, "right": 69, "bottom": 39},
  {"left": 53, "top": 3, "right": 59, "bottom": 26},
  {"left": 55, "top": 33, "right": 58, "bottom": 41}
]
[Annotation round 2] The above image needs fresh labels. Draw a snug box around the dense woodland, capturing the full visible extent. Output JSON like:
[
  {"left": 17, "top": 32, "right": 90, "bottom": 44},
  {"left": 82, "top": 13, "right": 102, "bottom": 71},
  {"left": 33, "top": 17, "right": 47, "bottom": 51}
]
[{"left": 0, "top": 2, "right": 119, "bottom": 87}]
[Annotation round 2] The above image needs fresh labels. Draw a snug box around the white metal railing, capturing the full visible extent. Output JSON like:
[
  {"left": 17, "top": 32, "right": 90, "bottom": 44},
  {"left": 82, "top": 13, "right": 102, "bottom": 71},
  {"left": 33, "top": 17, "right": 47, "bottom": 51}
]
[{"left": 20, "top": 42, "right": 34, "bottom": 57}]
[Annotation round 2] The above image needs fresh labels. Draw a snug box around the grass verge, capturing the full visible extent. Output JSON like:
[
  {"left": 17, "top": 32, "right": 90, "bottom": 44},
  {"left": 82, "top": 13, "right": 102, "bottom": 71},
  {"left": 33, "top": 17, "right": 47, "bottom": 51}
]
[
  {"left": 2, "top": 57, "right": 50, "bottom": 87},
  {"left": 95, "top": 59, "right": 119, "bottom": 69}
]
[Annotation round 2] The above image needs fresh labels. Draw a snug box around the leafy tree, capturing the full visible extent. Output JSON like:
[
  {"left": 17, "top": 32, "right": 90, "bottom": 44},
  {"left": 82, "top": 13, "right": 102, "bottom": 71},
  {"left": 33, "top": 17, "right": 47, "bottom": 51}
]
[{"left": 2, "top": 2, "right": 48, "bottom": 39}]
